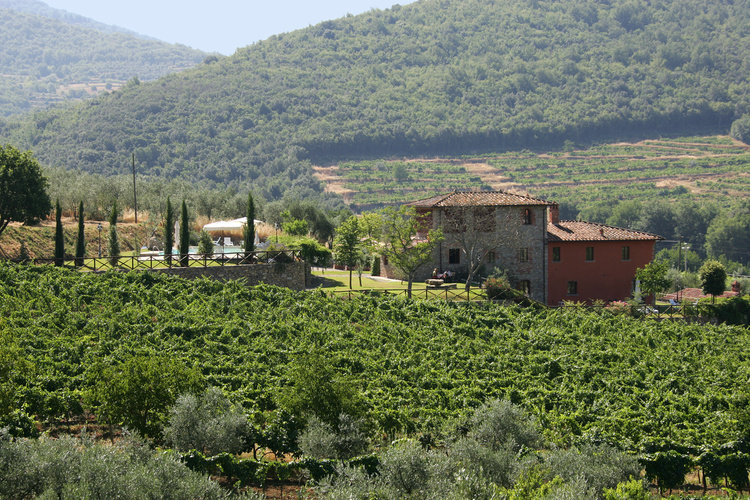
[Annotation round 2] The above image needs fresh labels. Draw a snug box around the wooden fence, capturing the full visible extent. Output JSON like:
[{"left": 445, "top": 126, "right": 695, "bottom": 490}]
[
  {"left": 25, "top": 250, "right": 301, "bottom": 272},
  {"left": 329, "top": 287, "right": 486, "bottom": 301}
]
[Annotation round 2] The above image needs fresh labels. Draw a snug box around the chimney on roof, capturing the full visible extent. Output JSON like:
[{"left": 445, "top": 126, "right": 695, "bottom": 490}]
[
  {"left": 549, "top": 204, "right": 560, "bottom": 224},
  {"left": 600, "top": 228, "right": 605, "bottom": 237}
]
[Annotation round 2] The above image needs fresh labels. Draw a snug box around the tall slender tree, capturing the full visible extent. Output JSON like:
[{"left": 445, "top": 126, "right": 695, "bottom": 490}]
[
  {"left": 244, "top": 192, "right": 255, "bottom": 255},
  {"left": 333, "top": 216, "right": 361, "bottom": 289},
  {"left": 179, "top": 200, "right": 190, "bottom": 267},
  {"left": 54, "top": 199, "right": 64, "bottom": 266},
  {"left": 108, "top": 201, "right": 120, "bottom": 267},
  {"left": 74, "top": 200, "right": 85, "bottom": 266},
  {"left": 164, "top": 197, "right": 174, "bottom": 266}
]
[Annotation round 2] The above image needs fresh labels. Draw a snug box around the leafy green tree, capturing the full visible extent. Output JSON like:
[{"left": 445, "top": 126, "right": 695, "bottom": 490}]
[
  {"left": 333, "top": 215, "right": 361, "bottom": 289},
  {"left": 635, "top": 260, "right": 671, "bottom": 305},
  {"left": 244, "top": 191, "right": 255, "bottom": 254},
  {"left": 730, "top": 114, "right": 750, "bottom": 143},
  {"left": 282, "top": 217, "right": 309, "bottom": 236},
  {"left": 0, "top": 145, "right": 51, "bottom": 239},
  {"left": 276, "top": 351, "right": 360, "bottom": 428},
  {"left": 179, "top": 200, "right": 190, "bottom": 267},
  {"left": 53, "top": 199, "right": 64, "bottom": 266},
  {"left": 705, "top": 201, "right": 750, "bottom": 265},
  {"left": 606, "top": 200, "right": 643, "bottom": 230},
  {"left": 674, "top": 200, "right": 717, "bottom": 258},
  {"left": 380, "top": 205, "right": 443, "bottom": 298},
  {"left": 108, "top": 201, "right": 119, "bottom": 267},
  {"left": 392, "top": 163, "right": 409, "bottom": 182},
  {"left": 86, "top": 354, "right": 203, "bottom": 439},
  {"left": 164, "top": 196, "right": 174, "bottom": 266},
  {"left": 699, "top": 260, "right": 727, "bottom": 302},
  {"left": 282, "top": 201, "right": 335, "bottom": 243}
]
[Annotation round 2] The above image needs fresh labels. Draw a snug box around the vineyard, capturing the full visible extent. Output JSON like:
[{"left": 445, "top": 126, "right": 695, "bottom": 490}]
[
  {"left": 314, "top": 135, "right": 750, "bottom": 212},
  {"left": 2, "top": 262, "right": 748, "bottom": 454}
]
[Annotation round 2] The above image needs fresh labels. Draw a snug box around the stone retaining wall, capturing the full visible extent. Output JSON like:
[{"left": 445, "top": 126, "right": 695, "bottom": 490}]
[{"left": 153, "top": 261, "right": 307, "bottom": 290}]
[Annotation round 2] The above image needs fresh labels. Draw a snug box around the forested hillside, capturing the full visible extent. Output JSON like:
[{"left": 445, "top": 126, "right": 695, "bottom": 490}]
[
  {"left": 0, "top": 1, "right": 208, "bottom": 116},
  {"left": 0, "top": 0, "right": 141, "bottom": 35},
  {"left": 1, "top": 0, "right": 749, "bottom": 203}
]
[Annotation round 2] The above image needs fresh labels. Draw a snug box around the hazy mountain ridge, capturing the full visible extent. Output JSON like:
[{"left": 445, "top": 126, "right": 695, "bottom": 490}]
[
  {"left": 0, "top": 0, "right": 144, "bottom": 37},
  {"left": 0, "top": 0, "right": 209, "bottom": 116},
  {"left": 1, "top": 0, "right": 749, "bottom": 203}
]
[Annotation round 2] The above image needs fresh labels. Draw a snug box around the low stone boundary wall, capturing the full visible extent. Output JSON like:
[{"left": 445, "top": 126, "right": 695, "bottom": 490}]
[{"left": 153, "top": 261, "right": 307, "bottom": 290}]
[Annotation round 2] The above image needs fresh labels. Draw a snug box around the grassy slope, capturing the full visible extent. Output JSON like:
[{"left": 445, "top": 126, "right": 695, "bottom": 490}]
[{"left": 0, "top": 219, "right": 154, "bottom": 260}]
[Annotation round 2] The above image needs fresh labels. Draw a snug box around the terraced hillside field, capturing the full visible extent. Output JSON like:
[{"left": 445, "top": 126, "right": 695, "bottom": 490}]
[{"left": 313, "top": 136, "right": 750, "bottom": 212}]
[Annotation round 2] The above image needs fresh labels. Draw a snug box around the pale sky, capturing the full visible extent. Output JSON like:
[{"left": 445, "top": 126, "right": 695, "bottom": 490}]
[{"left": 41, "top": 0, "right": 417, "bottom": 55}]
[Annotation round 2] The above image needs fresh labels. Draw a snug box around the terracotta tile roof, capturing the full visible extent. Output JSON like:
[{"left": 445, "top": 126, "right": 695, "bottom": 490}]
[
  {"left": 409, "top": 190, "right": 554, "bottom": 207},
  {"left": 548, "top": 221, "right": 662, "bottom": 242}
]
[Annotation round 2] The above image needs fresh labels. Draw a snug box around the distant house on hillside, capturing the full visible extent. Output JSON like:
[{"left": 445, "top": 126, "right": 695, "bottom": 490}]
[{"left": 386, "top": 190, "right": 661, "bottom": 305}]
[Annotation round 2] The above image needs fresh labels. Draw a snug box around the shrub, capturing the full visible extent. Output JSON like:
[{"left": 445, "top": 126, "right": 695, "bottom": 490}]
[
  {"left": 603, "top": 478, "right": 651, "bottom": 500},
  {"left": 294, "top": 238, "right": 332, "bottom": 268},
  {"left": 379, "top": 439, "right": 430, "bottom": 496},
  {"left": 0, "top": 434, "right": 227, "bottom": 499},
  {"left": 545, "top": 444, "right": 641, "bottom": 496},
  {"left": 0, "top": 409, "right": 38, "bottom": 438},
  {"left": 164, "top": 387, "right": 250, "bottom": 455},
  {"left": 197, "top": 230, "right": 214, "bottom": 255},
  {"left": 702, "top": 296, "right": 750, "bottom": 325},
  {"left": 466, "top": 399, "right": 541, "bottom": 453},
  {"left": 450, "top": 436, "right": 518, "bottom": 488},
  {"left": 298, "top": 413, "right": 369, "bottom": 460}
]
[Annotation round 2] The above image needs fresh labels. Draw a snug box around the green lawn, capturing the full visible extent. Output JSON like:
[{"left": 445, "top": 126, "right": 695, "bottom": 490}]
[{"left": 309, "top": 269, "right": 486, "bottom": 300}]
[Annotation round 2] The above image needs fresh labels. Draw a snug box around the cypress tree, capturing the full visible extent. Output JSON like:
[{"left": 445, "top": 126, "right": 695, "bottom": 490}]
[
  {"left": 179, "top": 200, "right": 190, "bottom": 267},
  {"left": 108, "top": 201, "right": 120, "bottom": 267},
  {"left": 74, "top": 201, "right": 85, "bottom": 266},
  {"left": 54, "top": 199, "right": 64, "bottom": 266},
  {"left": 164, "top": 197, "right": 174, "bottom": 266},
  {"left": 244, "top": 192, "right": 255, "bottom": 255},
  {"left": 371, "top": 254, "right": 381, "bottom": 276}
]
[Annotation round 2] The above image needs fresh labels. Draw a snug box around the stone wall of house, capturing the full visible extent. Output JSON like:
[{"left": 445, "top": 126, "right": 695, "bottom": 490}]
[
  {"left": 153, "top": 261, "right": 307, "bottom": 290},
  {"left": 410, "top": 204, "right": 548, "bottom": 302}
]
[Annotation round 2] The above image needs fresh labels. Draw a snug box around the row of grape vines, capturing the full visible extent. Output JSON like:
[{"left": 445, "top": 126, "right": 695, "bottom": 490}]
[{"left": 1, "top": 263, "right": 748, "bottom": 452}]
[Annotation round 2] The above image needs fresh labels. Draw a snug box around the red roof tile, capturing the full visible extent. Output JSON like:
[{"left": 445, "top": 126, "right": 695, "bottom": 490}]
[
  {"left": 548, "top": 221, "right": 662, "bottom": 242},
  {"left": 410, "top": 190, "right": 554, "bottom": 207}
]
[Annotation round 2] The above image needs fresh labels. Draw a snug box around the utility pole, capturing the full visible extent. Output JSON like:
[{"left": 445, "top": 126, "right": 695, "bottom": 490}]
[{"left": 132, "top": 153, "right": 138, "bottom": 224}]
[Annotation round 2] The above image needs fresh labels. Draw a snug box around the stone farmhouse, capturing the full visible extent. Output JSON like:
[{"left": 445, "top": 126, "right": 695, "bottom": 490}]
[{"left": 392, "top": 191, "right": 661, "bottom": 305}]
